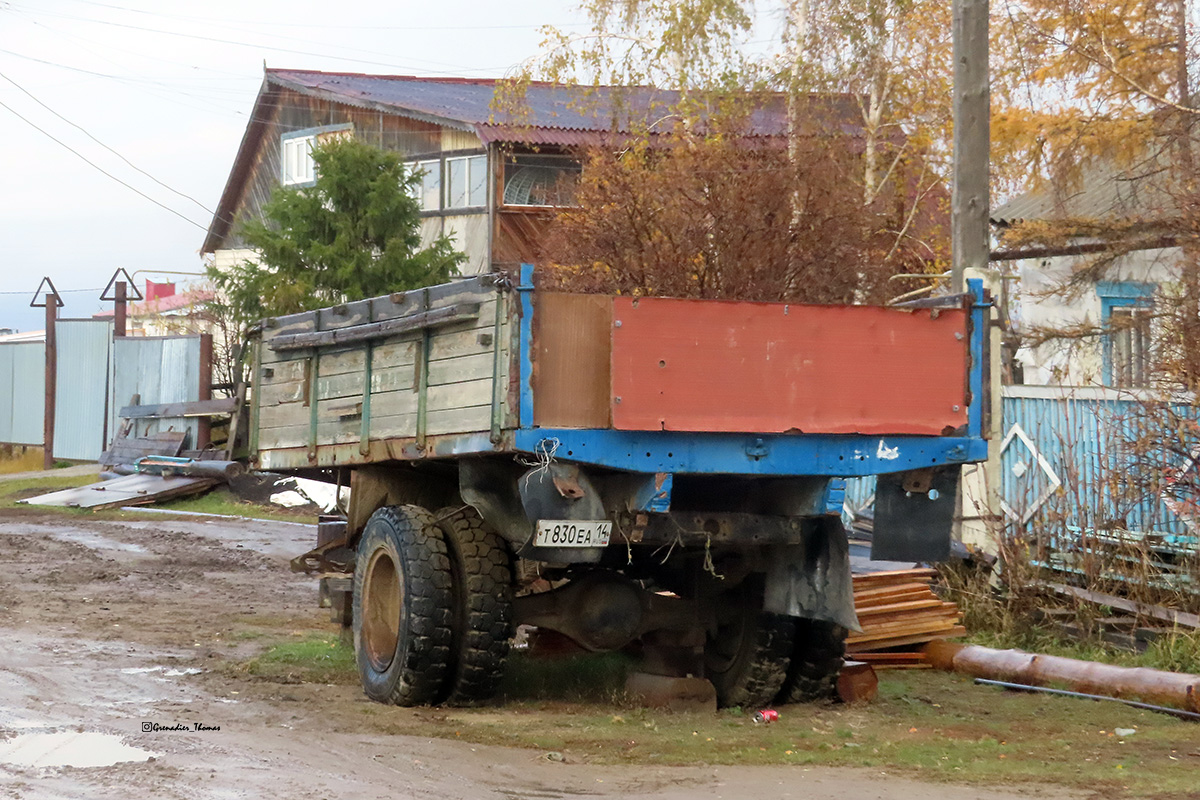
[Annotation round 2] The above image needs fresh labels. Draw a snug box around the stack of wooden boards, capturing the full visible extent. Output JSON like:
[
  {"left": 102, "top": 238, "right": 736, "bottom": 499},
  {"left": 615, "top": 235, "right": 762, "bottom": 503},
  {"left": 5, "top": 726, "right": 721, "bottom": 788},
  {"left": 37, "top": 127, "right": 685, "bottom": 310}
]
[{"left": 847, "top": 568, "right": 965, "bottom": 669}]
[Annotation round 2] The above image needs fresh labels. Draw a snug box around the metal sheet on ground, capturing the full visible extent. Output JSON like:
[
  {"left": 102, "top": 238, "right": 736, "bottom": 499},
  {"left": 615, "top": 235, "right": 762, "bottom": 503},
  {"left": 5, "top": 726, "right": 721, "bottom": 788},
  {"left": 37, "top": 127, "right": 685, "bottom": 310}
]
[{"left": 20, "top": 474, "right": 215, "bottom": 509}]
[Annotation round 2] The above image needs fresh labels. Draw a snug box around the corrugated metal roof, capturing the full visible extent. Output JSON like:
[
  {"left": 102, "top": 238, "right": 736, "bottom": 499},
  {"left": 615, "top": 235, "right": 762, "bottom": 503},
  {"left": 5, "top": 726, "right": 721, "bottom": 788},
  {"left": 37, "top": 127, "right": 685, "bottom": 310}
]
[
  {"left": 266, "top": 70, "right": 847, "bottom": 140},
  {"left": 993, "top": 140, "right": 1177, "bottom": 224}
]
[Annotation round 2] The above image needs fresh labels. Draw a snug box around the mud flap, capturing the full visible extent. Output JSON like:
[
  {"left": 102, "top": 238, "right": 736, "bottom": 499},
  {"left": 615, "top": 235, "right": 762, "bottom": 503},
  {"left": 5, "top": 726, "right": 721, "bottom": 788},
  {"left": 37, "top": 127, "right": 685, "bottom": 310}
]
[
  {"left": 763, "top": 519, "right": 859, "bottom": 632},
  {"left": 872, "top": 466, "right": 960, "bottom": 562}
]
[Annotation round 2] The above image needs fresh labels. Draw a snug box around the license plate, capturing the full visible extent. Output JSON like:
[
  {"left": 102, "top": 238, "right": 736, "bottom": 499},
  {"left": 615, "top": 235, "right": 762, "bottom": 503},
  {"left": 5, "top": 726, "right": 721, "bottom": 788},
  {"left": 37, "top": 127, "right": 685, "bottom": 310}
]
[{"left": 534, "top": 520, "right": 612, "bottom": 548}]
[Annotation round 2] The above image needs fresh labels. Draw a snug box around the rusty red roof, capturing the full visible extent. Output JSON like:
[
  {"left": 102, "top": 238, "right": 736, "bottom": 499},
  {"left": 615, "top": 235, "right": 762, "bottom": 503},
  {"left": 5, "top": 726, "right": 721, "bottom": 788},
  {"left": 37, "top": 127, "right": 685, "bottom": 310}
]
[{"left": 264, "top": 69, "right": 864, "bottom": 140}]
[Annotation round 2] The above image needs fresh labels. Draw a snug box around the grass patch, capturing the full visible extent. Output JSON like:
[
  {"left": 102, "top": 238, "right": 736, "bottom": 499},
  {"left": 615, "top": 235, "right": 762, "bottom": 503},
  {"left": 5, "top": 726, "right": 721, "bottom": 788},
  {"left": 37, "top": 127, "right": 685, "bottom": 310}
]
[
  {"left": 208, "top": 621, "right": 1200, "bottom": 796},
  {"left": 0, "top": 472, "right": 101, "bottom": 509},
  {"left": 939, "top": 560, "right": 1200, "bottom": 675},
  {"left": 155, "top": 486, "right": 317, "bottom": 523},
  {"left": 239, "top": 633, "right": 357, "bottom": 685},
  {"left": 424, "top": 669, "right": 1200, "bottom": 796},
  {"left": 0, "top": 473, "right": 316, "bottom": 524}
]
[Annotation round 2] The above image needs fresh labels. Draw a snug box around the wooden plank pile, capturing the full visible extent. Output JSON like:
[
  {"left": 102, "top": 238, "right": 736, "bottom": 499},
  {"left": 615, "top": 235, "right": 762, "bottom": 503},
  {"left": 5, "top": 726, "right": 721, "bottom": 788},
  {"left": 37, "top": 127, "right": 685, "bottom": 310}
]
[{"left": 847, "top": 568, "right": 966, "bottom": 669}]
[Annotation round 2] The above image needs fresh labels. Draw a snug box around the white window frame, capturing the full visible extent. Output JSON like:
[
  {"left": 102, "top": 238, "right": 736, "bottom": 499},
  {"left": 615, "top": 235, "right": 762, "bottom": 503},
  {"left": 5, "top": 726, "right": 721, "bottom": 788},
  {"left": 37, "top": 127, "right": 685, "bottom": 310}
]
[
  {"left": 444, "top": 154, "right": 487, "bottom": 209},
  {"left": 279, "top": 123, "right": 354, "bottom": 188},
  {"left": 281, "top": 133, "right": 316, "bottom": 187},
  {"left": 408, "top": 159, "right": 442, "bottom": 212},
  {"left": 1110, "top": 305, "right": 1154, "bottom": 389}
]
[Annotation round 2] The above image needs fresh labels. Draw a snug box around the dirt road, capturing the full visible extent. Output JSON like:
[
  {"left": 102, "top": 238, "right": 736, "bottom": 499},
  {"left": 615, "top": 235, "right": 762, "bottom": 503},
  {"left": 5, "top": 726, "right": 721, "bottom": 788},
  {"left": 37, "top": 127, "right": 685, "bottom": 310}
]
[{"left": 0, "top": 509, "right": 1075, "bottom": 799}]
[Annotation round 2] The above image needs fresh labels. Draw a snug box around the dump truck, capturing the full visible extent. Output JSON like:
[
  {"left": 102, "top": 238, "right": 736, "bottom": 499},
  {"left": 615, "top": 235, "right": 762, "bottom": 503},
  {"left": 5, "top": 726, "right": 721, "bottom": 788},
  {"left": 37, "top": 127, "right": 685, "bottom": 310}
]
[{"left": 250, "top": 264, "right": 990, "bottom": 708}]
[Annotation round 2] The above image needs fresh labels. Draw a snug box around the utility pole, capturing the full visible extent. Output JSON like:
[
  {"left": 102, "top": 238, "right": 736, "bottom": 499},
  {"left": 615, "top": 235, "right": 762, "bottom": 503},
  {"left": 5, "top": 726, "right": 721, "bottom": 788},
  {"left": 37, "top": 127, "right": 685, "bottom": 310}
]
[
  {"left": 951, "top": 0, "right": 990, "bottom": 292},
  {"left": 30, "top": 278, "right": 63, "bottom": 470}
]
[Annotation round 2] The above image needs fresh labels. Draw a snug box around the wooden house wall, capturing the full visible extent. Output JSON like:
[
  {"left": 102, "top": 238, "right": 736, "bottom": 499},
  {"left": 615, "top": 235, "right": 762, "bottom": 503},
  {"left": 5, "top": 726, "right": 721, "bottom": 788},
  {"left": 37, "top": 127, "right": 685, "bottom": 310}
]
[
  {"left": 225, "top": 87, "right": 474, "bottom": 250},
  {"left": 215, "top": 86, "right": 570, "bottom": 274}
]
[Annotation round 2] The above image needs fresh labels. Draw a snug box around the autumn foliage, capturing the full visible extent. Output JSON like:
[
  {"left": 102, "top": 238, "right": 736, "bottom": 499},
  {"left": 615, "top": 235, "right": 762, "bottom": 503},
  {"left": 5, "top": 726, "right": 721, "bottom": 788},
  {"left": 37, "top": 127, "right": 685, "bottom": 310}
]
[{"left": 538, "top": 129, "right": 946, "bottom": 305}]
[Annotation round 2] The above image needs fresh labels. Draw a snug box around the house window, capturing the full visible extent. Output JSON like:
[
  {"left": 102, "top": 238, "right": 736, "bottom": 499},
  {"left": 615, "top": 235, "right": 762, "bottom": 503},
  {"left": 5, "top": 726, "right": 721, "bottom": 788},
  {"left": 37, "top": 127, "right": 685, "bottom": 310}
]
[
  {"left": 502, "top": 154, "right": 580, "bottom": 207},
  {"left": 1110, "top": 306, "right": 1153, "bottom": 388},
  {"left": 446, "top": 155, "right": 487, "bottom": 208},
  {"left": 1098, "top": 281, "right": 1155, "bottom": 388},
  {"left": 279, "top": 124, "right": 354, "bottom": 187},
  {"left": 410, "top": 159, "right": 441, "bottom": 211},
  {"left": 281, "top": 133, "right": 316, "bottom": 186}
]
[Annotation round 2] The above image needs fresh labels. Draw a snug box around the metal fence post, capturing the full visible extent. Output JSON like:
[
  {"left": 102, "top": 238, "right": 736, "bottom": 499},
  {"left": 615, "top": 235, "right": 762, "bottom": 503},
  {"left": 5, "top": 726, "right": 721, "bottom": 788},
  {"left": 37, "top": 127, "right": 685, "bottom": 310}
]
[{"left": 30, "top": 278, "right": 63, "bottom": 469}]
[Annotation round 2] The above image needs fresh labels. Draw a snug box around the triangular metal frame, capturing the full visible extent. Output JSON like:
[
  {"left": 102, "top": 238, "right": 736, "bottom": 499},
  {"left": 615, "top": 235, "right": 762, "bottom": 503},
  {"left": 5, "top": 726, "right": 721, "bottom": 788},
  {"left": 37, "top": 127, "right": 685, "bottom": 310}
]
[
  {"left": 29, "top": 277, "right": 64, "bottom": 308},
  {"left": 100, "top": 268, "right": 144, "bottom": 301}
]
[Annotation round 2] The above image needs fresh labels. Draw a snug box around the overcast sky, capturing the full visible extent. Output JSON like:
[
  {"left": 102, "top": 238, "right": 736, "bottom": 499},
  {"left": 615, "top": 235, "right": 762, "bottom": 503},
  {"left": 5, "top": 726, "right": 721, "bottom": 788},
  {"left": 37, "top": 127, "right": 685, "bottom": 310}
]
[{"left": 0, "top": 0, "right": 792, "bottom": 333}]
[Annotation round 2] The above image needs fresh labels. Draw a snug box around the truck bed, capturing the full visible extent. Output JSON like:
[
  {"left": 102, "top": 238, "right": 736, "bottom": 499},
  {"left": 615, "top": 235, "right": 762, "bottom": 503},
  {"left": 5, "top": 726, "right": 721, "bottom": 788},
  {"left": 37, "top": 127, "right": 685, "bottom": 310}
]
[{"left": 248, "top": 266, "right": 988, "bottom": 477}]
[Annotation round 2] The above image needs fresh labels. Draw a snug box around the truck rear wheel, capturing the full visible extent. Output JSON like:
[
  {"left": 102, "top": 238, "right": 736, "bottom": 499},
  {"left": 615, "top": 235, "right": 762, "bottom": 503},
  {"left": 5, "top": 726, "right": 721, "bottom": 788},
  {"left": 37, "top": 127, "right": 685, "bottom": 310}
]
[
  {"left": 353, "top": 505, "right": 453, "bottom": 706},
  {"left": 775, "top": 618, "right": 848, "bottom": 704},
  {"left": 434, "top": 507, "right": 513, "bottom": 706},
  {"left": 704, "top": 576, "right": 795, "bottom": 708}
]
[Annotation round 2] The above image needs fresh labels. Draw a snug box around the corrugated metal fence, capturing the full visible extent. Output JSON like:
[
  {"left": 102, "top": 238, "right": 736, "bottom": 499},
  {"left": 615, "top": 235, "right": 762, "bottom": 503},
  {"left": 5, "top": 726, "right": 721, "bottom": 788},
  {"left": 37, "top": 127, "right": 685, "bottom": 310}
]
[
  {"left": 1, "top": 325, "right": 206, "bottom": 461},
  {"left": 1001, "top": 385, "right": 1195, "bottom": 536},
  {"left": 110, "top": 336, "right": 204, "bottom": 447},
  {"left": 842, "top": 386, "right": 1196, "bottom": 544},
  {"left": 53, "top": 320, "right": 114, "bottom": 461},
  {"left": 0, "top": 342, "right": 45, "bottom": 445}
]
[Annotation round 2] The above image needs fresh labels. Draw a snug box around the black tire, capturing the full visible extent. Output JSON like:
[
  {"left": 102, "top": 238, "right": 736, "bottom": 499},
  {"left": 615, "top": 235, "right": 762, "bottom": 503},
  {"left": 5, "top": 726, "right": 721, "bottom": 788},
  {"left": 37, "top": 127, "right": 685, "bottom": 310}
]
[
  {"left": 704, "top": 576, "right": 796, "bottom": 709},
  {"left": 434, "top": 507, "right": 514, "bottom": 706},
  {"left": 775, "top": 618, "right": 848, "bottom": 705},
  {"left": 352, "top": 505, "right": 453, "bottom": 706}
]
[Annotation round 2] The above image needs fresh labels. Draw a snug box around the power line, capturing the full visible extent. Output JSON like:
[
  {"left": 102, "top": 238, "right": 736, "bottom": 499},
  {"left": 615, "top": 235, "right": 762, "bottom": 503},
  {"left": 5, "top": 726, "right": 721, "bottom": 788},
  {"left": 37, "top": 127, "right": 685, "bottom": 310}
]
[
  {"left": 4, "top": 4, "right": 505, "bottom": 76},
  {"left": 60, "top": 0, "right": 585, "bottom": 32},
  {"left": 0, "top": 286, "right": 103, "bottom": 295},
  {"left": 0, "top": 70, "right": 215, "bottom": 216},
  {"left": 0, "top": 96, "right": 207, "bottom": 231}
]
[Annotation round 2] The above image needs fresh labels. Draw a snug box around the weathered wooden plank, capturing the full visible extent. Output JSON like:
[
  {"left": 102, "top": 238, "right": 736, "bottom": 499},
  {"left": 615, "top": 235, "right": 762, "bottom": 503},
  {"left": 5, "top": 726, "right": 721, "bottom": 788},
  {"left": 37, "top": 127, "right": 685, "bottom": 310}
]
[
  {"left": 258, "top": 378, "right": 495, "bottom": 439},
  {"left": 257, "top": 357, "right": 307, "bottom": 386},
  {"left": 262, "top": 310, "right": 318, "bottom": 341},
  {"left": 428, "top": 352, "right": 498, "bottom": 387},
  {"left": 258, "top": 348, "right": 506, "bottom": 408},
  {"left": 258, "top": 380, "right": 306, "bottom": 407},
  {"left": 428, "top": 326, "right": 503, "bottom": 362},
  {"left": 427, "top": 404, "right": 492, "bottom": 436},
  {"left": 119, "top": 397, "right": 238, "bottom": 419},
  {"left": 258, "top": 300, "right": 498, "bottom": 367},
  {"left": 257, "top": 400, "right": 311, "bottom": 433},
  {"left": 425, "top": 377, "right": 495, "bottom": 412},
  {"left": 370, "top": 275, "right": 497, "bottom": 321},
  {"left": 259, "top": 405, "right": 494, "bottom": 450},
  {"left": 268, "top": 303, "right": 482, "bottom": 351},
  {"left": 318, "top": 298, "right": 372, "bottom": 331},
  {"left": 100, "top": 430, "right": 187, "bottom": 467}
]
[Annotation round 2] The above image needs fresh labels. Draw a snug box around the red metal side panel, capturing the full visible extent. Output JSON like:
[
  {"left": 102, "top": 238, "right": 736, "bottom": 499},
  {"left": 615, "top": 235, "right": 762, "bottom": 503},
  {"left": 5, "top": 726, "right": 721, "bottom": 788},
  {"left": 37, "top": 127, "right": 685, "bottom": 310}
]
[{"left": 610, "top": 297, "right": 970, "bottom": 435}]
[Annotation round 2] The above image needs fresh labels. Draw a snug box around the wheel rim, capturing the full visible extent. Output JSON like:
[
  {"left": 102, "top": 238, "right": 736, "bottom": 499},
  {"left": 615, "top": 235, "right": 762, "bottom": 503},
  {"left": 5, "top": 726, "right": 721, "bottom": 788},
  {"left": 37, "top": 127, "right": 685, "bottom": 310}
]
[{"left": 362, "top": 549, "right": 402, "bottom": 672}]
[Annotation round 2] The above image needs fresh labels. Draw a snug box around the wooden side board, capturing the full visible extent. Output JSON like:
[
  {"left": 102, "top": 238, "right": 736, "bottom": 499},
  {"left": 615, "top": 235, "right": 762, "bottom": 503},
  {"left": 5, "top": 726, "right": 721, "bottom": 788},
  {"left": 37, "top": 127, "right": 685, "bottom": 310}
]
[{"left": 251, "top": 276, "right": 513, "bottom": 461}]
